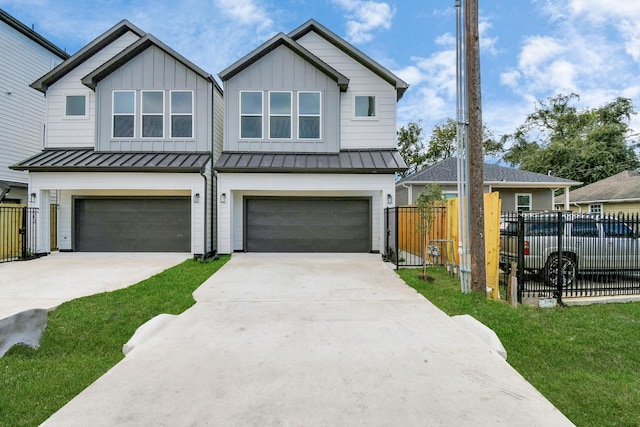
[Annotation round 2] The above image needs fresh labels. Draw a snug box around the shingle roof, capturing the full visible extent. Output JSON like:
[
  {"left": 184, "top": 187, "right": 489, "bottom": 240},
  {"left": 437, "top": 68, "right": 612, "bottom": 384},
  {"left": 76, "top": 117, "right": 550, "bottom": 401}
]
[
  {"left": 398, "top": 157, "right": 579, "bottom": 186},
  {"left": 11, "top": 149, "right": 211, "bottom": 173},
  {"left": 214, "top": 150, "right": 407, "bottom": 173},
  {"left": 569, "top": 170, "right": 640, "bottom": 203}
]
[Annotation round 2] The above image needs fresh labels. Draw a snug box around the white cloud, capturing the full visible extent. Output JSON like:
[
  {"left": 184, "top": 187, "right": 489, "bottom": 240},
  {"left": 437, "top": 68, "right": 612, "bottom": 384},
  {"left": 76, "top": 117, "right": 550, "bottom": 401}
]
[
  {"left": 214, "top": 0, "right": 274, "bottom": 34},
  {"left": 331, "top": 0, "right": 394, "bottom": 43}
]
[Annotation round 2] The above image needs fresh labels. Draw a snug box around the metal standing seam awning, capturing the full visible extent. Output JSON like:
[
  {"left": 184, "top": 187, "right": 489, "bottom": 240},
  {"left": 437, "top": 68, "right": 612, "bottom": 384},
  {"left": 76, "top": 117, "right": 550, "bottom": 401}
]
[{"left": 11, "top": 149, "right": 212, "bottom": 173}]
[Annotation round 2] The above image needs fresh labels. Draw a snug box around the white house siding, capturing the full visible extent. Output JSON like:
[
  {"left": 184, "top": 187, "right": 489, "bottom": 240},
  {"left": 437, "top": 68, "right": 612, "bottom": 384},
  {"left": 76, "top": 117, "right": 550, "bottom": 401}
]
[
  {"left": 0, "top": 20, "right": 65, "bottom": 200},
  {"left": 216, "top": 173, "right": 395, "bottom": 254},
  {"left": 28, "top": 172, "right": 205, "bottom": 254},
  {"left": 45, "top": 31, "right": 140, "bottom": 148},
  {"left": 224, "top": 44, "right": 341, "bottom": 153},
  {"left": 296, "top": 32, "right": 397, "bottom": 150}
]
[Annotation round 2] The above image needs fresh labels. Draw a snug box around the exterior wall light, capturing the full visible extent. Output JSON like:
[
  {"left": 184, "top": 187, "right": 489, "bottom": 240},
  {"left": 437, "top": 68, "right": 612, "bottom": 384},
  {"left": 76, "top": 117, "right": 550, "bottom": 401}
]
[
  {"left": 387, "top": 193, "right": 393, "bottom": 205},
  {"left": 30, "top": 192, "right": 37, "bottom": 203},
  {"left": 194, "top": 193, "right": 200, "bottom": 203},
  {"left": 220, "top": 193, "right": 226, "bottom": 203}
]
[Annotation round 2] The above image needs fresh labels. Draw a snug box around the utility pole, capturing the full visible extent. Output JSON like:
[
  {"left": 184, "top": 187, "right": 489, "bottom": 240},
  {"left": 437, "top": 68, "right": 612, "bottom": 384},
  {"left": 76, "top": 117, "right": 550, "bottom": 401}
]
[{"left": 465, "top": 0, "right": 486, "bottom": 292}]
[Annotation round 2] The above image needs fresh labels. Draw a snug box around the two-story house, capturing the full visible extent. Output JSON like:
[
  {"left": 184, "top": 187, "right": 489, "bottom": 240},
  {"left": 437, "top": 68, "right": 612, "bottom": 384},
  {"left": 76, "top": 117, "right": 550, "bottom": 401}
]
[
  {"left": 214, "top": 20, "right": 407, "bottom": 253},
  {"left": 12, "top": 20, "right": 223, "bottom": 257},
  {"left": 0, "top": 9, "right": 68, "bottom": 203}
]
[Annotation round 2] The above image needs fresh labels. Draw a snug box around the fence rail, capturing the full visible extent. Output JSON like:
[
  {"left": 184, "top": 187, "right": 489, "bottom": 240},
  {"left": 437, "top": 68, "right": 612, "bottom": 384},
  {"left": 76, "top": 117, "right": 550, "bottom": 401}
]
[{"left": 0, "top": 205, "right": 38, "bottom": 263}]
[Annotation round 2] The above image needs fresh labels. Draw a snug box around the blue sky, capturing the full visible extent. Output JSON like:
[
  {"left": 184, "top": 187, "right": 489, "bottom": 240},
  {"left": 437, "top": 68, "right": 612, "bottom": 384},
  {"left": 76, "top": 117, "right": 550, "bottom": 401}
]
[{"left": 3, "top": 0, "right": 640, "bottom": 142}]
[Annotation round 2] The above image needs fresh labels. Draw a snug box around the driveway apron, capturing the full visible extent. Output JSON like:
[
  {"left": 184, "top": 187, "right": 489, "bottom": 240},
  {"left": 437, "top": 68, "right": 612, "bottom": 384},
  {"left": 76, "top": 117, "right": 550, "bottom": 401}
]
[{"left": 41, "top": 253, "right": 574, "bottom": 426}]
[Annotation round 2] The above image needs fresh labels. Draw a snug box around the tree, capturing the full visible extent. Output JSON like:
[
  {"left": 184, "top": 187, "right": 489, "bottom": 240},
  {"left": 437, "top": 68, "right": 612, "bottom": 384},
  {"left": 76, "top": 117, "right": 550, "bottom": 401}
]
[
  {"left": 415, "top": 184, "right": 444, "bottom": 281},
  {"left": 397, "top": 121, "right": 428, "bottom": 178},
  {"left": 502, "top": 94, "right": 640, "bottom": 186}
]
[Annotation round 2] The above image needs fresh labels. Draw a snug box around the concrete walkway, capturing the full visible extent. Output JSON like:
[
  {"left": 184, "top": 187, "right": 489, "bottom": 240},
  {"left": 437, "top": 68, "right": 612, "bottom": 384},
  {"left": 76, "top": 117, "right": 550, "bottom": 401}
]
[
  {"left": 0, "top": 252, "right": 189, "bottom": 320},
  {"left": 41, "top": 253, "right": 574, "bottom": 426}
]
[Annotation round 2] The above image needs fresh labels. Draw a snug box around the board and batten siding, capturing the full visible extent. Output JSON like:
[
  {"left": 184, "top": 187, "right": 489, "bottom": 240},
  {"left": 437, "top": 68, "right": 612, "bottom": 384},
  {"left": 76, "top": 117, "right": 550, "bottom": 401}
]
[
  {"left": 45, "top": 31, "right": 140, "bottom": 149},
  {"left": 0, "top": 20, "right": 65, "bottom": 188},
  {"left": 296, "top": 32, "right": 398, "bottom": 150},
  {"left": 224, "top": 44, "right": 340, "bottom": 153},
  {"left": 95, "top": 45, "right": 213, "bottom": 152}
]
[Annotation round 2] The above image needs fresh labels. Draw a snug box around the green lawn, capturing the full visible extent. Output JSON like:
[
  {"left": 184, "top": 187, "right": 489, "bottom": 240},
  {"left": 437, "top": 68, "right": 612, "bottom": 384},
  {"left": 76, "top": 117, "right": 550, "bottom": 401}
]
[
  {"left": 397, "top": 267, "right": 640, "bottom": 427},
  {"left": 0, "top": 256, "right": 229, "bottom": 427}
]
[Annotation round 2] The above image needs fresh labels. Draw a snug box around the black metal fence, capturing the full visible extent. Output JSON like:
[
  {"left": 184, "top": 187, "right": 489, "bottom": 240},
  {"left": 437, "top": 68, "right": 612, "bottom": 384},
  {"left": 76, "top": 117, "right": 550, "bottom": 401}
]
[
  {"left": 384, "top": 206, "right": 453, "bottom": 270},
  {"left": 499, "top": 211, "right": 640, "bottom": 304},
  {"left": 0, "top": 205, "right": 38, "bottom": 263}
]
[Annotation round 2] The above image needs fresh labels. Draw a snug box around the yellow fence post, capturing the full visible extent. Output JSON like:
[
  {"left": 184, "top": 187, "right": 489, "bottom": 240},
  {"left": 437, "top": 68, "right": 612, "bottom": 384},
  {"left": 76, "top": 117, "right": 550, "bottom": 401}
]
[{"left": 484, "top": 192, "right": 501, "bottom": 300}]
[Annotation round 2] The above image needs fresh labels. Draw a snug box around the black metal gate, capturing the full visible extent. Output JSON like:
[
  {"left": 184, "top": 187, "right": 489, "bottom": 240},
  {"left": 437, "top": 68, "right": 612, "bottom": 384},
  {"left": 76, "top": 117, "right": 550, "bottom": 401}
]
[{"left": 0, "top": 206, "right": 38, "bottom": 263}]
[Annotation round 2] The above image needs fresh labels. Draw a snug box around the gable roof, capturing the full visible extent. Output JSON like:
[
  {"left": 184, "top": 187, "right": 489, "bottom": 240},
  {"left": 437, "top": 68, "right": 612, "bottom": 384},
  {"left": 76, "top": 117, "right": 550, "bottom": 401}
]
[
  {"left": 0, "top": 8, "right": 69, "bottom": 59},
  {"left": 30, "top": 19, "right": 145, "bottom": 93},
  {"left": 289, "top": 19, "right": 408, "bottom": 100},
  {"left": 81, "top": 34, "right": 222, "bottom": 94},
  {"left": 569, "top": 170, "right": 640, "bottom": 203},
  {"left": 398, "top": 157, "right": 580, "bottom": 188},
  {"left": 218, "top": 32, "right": 349, "bottom": 92}
]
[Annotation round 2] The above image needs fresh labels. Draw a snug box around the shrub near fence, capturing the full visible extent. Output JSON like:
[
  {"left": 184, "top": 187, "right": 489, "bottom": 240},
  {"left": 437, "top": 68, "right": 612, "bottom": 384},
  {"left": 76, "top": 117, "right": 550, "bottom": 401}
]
[{"left": 0, "top": 205, "right": 38, "bottom": 263}]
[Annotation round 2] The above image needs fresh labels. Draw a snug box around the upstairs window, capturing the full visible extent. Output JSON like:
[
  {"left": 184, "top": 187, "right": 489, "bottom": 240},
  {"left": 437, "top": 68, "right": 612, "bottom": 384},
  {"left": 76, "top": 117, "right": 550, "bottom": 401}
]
[
  {"left": 298, "top": 92, "right": 321, "bottom": 139},
  {"left": 269, "top": 92, "right": 292, "bottom": 139},
  {"left": 171, "top": 91, "right": 193, "bottom": 138},
  {"left": 354, "top": 95, "right": 376, "bottom": 118},
  {"left": 142, "top": 91, "right": 164, "bottom": 138},
  {"left": 112, "top": 91, "right": 135, "bottom": 138},
  {"left": 65, "top": 95, "right": 86, "bottom": 117},
  {"left": 240, "top": 91, "right": 263, "bottom": 139}
]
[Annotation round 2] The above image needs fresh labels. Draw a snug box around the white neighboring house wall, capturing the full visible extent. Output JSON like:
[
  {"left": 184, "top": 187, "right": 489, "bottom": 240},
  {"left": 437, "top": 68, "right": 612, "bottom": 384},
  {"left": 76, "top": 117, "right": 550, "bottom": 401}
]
[
  {"left": 0, "top": 15, "right": 66, "bottom": 203},
  {"left": 45, "top": 31, "right": 140, "bottom": 148},
  {"left": 28, "top": 172, "right": 206, "bottom": 254},
  {"left": 217, "top": 173, "right": 395, "bottom": 254},
  {"left": 295, "top": 31, "right": 397, "bottom": 150}
]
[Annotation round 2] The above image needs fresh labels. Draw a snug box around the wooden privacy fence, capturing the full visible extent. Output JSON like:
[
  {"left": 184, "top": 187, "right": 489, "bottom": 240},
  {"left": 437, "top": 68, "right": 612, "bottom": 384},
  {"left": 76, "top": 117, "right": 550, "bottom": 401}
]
[
  {"left": 0, "top": 204, "right": 38, "bottom": 262},
  {"left": 389, "top": 192, "right": 502, "bottom": 298}
]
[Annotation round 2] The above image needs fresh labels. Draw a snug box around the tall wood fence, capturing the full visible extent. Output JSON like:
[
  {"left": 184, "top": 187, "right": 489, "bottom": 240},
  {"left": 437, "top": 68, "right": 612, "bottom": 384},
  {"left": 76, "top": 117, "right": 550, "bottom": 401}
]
[{"left": 0, "top": 205, "right": 39, "bottom": 263}]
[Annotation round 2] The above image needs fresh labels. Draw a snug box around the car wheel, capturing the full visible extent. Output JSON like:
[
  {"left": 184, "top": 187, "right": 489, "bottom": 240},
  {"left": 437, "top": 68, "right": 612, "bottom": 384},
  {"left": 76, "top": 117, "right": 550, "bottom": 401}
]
[{"left": 544, "top": 254, "right": 577, "bottom": 288}]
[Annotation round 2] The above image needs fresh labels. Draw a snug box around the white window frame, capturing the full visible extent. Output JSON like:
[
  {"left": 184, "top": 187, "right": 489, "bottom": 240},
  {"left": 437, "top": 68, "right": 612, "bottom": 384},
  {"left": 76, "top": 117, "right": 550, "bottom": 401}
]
[
  {"left": 64, "top": 94, "right": 88, "bottom": 119},
  {"left": 170, "top": 90, "right": 194, "bottom": 139},
  {"left": 353, "top": 94, "right": 378, "bottom": 119},
  {"left": 268, "top": 91, "right": 292, "bottom": 140},
  {"left": 297, "top": 91, "right": 322, "bottom": 140},
  {"left": 240, "top": 91, "right": 263, "bottom": 139},
  {"left": 112, "top": 90, "right": 136, "bottom": 139},
  {"left": 141, "top": 90, "right": 165, "bottom": 139},
  {"left": 515, "top": 193, "right": 532, "bottom": 211},
  {"left": 589, "top": 203, "right": 603, "bottom": 215}
]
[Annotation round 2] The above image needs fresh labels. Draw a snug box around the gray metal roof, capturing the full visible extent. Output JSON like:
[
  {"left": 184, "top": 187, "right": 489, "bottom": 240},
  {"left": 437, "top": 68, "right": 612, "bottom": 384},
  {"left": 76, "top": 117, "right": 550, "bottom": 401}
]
[
  {"left": 569, "top": 170, "right": 640, "bottom": 203},
  {"left": 398, "top": 157, "right": 580, "bottom": 187},
  {"left": 31, "top": 20, "right": 146, "bottom": 93},
  {"left": 11, "top": 149, "right": 211, "bottom": 173},
  {"left": 219, "top": 32, "right": 349, "bottom": 92},
  {"left": 82, "top": 34, "right": 221, "bottom": 94},
  {"left": 288, "top": 19, "right": 408, "bottom": 100},
  {"left": 0, "top": 8, "right": 69, "bottom": 59},
  {"left": 214, "top": 150, "right": 407, "bottom": 173}
]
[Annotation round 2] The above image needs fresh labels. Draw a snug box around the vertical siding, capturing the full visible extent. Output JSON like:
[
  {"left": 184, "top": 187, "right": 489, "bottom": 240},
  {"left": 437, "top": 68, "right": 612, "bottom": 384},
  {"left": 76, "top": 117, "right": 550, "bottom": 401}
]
[
  {"left": 45, "top": 31, "right": 140, "bottom": 148},
  {"left": 95, "top": 45, "right": 212, "bottom": 152},
  {"left": 296, "top": 32, "right": 397, "bottom": 150},
  {"left": 0, "top": 21, "right": 65, "bottom": 189},
  {"left": 224, "top": 44, "right": 340, "bottom": 153}
]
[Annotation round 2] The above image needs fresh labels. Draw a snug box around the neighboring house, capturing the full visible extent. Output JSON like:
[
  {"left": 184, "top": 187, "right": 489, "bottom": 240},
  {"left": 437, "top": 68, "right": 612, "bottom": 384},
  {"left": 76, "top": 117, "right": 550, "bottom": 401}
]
[
  {"left": 12, "top": 20, "right": 223, "bottom": 257},
  {"left": 396, "top": 157, "right": 580, "bottom": 212},
  {"left": 214, "top": 19, "right": 408, "bottom": 253},
  {"left": 566, "top": 170, "right": 640, "bottom": 214},
  {"left": 0, "top": 9, "right": 69, "bottom": 204}
]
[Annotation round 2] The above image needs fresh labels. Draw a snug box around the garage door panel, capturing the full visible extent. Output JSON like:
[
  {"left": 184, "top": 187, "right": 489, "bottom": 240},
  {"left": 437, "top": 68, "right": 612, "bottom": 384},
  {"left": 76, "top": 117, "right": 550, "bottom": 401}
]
[
  {"left": 74, "top": 198, "right": 190, "bottom": 252},
  {"left": 245, "top": 198, "right": 370, "bottom": 252}
]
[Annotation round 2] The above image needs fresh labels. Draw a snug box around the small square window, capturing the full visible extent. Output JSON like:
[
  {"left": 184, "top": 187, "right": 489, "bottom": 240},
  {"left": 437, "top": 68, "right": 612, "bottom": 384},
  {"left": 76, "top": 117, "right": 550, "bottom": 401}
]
[
  {"left": 355, "top": 95, "right": 376, "bottom": 117},
  {"left": 66, "top": 95, "right": 86, "bottom": 116}
]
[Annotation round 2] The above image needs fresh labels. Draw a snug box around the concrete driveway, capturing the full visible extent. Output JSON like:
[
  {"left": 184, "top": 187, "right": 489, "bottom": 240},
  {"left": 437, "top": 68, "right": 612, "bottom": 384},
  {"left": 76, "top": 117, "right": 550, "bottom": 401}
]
[
  {"left": 41, "top": 253, "right": 573, "bottom": 426},
  {"left": 0, "top": 252, "right": 189, "bottom": 320}
]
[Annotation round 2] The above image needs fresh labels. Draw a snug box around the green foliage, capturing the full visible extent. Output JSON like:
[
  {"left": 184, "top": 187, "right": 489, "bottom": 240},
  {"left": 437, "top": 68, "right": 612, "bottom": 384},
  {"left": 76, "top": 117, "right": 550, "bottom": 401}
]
[
  {"left": 502, "top": 93, "right": 640, "bottom": 185},
  {"left": 397, "top": 120, "right": 429, "bottom": 178},
  {"left": 0, "top": 256, "right": 229, "bottom": 427},
  {"left": 398, "top": 267, "right": 640, "bottom": 427}
]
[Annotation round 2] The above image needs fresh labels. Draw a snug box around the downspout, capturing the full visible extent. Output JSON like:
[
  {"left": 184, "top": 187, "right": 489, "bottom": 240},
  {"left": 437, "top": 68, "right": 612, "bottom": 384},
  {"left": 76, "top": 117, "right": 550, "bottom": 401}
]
[
  {"left": 402, "top": 182, "right": 412, "bottom": 205},
  {"left": 200, "top": 167, "right": 208, "bottom": 262}
]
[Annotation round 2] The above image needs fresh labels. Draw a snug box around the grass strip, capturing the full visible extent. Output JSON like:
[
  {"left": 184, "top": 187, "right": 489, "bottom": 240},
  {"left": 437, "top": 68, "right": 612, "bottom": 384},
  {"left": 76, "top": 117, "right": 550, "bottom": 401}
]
[
  {"left": 0, "top": 256, "right": 229, "bottom": 427},
  {"left": 398, "top": 267, "right": 640, "bottom": 427}
]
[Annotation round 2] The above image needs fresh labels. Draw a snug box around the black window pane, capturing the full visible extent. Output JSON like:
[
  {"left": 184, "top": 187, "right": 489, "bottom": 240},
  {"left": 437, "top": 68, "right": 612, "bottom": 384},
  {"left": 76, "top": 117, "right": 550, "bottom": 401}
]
[
  {"left": 270, "top": 117, "right": 291, "bottom": 138},
  {"left": 143, "top": 115, "right": 163, "bottom": 137},
  {"left": 113, "top": 115, "right": 134, "bottom": 138},
  {"left": 299, "top": 117, "right": 319, "bottom": 139},
  {"left": 241, "top": 116, "right": 262, "bottom": 138},
  {"left": 172, "top": 116, "right": 193, "bottom": 138}
]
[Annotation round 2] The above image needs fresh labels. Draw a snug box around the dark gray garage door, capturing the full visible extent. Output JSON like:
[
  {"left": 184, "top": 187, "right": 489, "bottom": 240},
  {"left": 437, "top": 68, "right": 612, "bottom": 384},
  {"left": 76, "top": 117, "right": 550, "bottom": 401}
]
[
  {"left": 245, "top": 197, "right": 370, "bottom": 252},
  {"left": 74, "top": 197, "right": 190, "bottom": 252}
]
